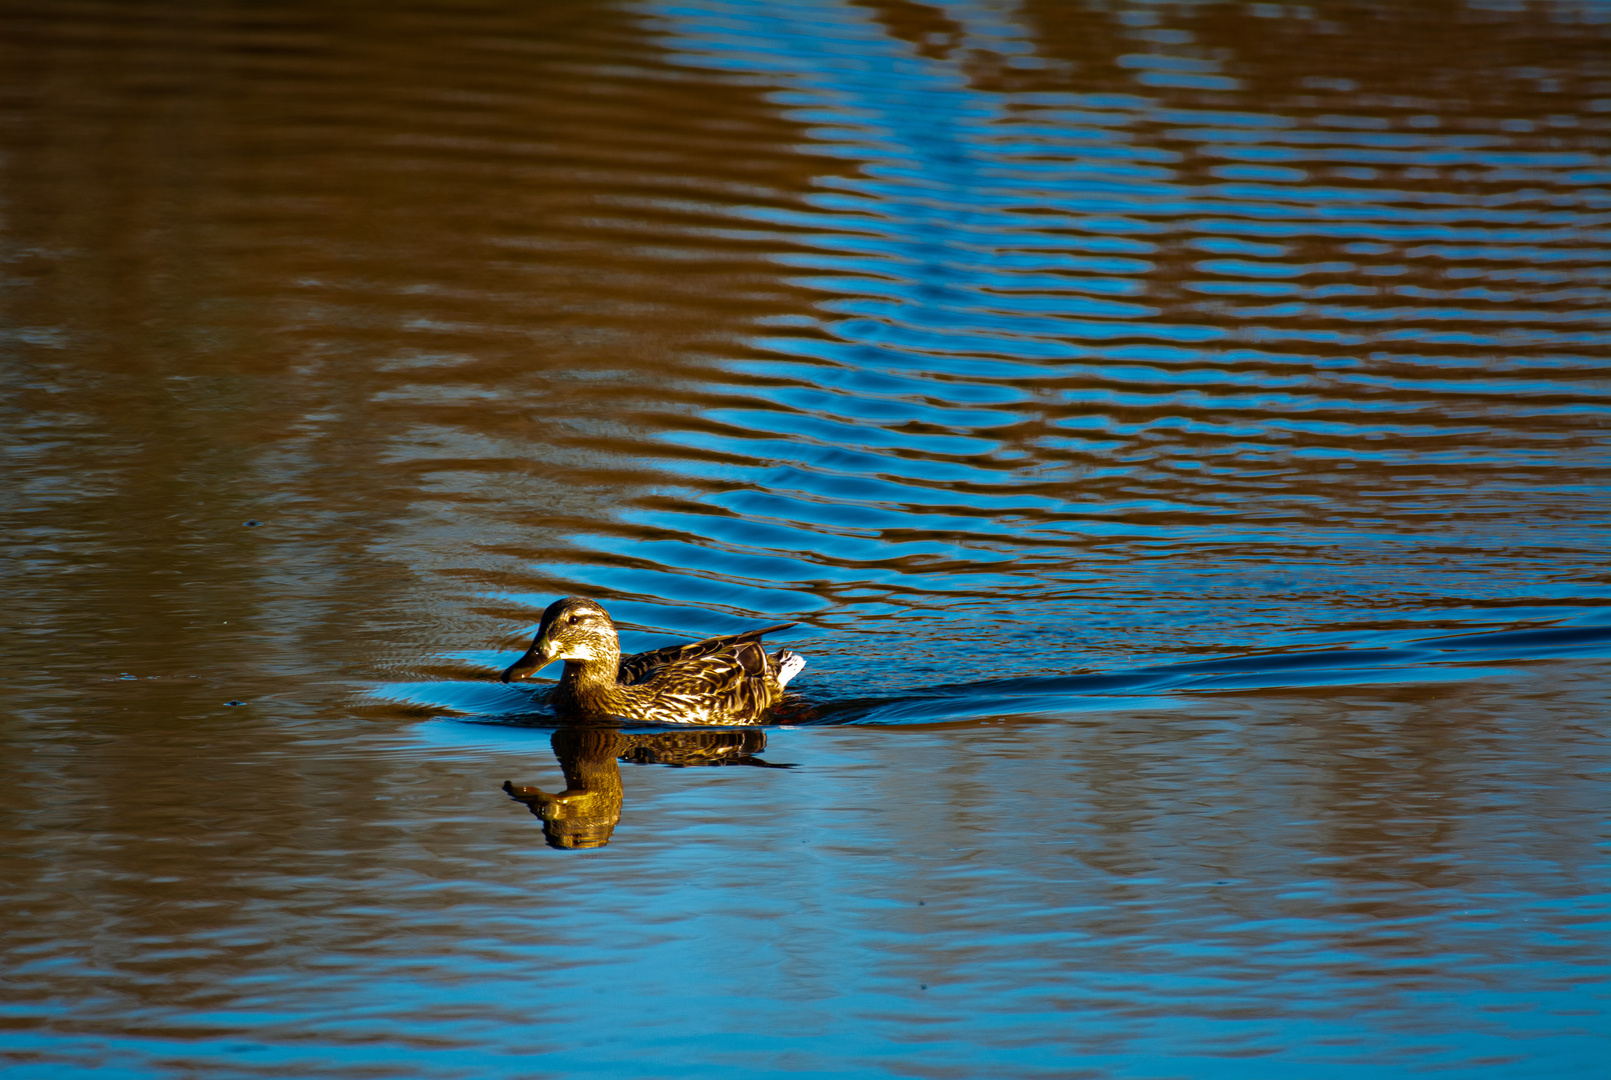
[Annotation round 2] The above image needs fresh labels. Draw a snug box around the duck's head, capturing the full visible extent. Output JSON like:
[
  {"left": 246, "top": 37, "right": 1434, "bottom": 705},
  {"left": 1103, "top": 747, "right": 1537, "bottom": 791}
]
[{"left": 500, "top": 596, "right": 619, "bottom": 683}]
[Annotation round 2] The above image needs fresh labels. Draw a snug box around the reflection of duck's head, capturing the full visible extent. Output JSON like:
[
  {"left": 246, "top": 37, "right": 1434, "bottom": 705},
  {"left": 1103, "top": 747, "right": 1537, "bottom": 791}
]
[
  {"left": 504, "top": 781, "right": 619, "bottom": 850},
  {"left": 503, "top": 726, "right": 626, "bottom": 850},
  {"left": 501, "top": 596, "right": 619, "bottom": 683}
]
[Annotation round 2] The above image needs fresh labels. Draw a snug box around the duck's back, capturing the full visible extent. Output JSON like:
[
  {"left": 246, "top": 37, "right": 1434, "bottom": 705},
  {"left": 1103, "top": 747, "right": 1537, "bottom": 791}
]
[
  {"left": 617, "top": 623, "right": 793, "bottom": 683},
  {"left": 614, "top": 623, "right": 801, "bottom": 724}
]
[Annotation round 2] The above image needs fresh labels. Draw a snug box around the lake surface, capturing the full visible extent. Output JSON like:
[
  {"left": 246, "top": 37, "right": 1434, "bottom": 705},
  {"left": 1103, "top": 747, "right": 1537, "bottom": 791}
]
[{"left": 2, "top": 0, "right": 1609, "bottom": 1076}]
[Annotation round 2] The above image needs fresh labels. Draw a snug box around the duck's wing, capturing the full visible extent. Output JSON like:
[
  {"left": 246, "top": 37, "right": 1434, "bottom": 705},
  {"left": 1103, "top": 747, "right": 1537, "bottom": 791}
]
[
  {"left": 617, "top": 623, "right": 796, "bottom": 685},
  {"left": 637, "top": 639, "right": 784, "bottom": 722}
]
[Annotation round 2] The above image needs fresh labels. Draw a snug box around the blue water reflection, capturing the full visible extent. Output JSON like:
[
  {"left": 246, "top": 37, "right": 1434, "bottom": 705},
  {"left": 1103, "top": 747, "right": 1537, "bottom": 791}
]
[{"left": 432, "top": 0, "right": 1611, "bottom": 705}]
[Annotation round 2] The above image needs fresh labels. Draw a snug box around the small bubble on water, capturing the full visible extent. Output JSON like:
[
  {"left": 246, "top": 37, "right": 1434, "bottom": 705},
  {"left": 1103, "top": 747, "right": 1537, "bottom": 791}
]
[
  {"left": 225, "top": 700, "right": 246, "bottom": 707},
  {"left": 243, "top": 520, "right": 262, "bottom": 527}
]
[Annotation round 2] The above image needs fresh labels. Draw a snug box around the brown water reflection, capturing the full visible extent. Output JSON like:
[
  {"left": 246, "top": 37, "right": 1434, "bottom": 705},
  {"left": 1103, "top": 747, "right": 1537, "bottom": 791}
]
[{"left": 2, "top": 0, "right": 1608, "bottom": 1076}]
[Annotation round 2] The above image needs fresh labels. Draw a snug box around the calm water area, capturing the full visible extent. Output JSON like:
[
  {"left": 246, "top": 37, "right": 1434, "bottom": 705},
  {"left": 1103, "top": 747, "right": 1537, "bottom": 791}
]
[{"left": 2, "top": 0, "right": 1610, "bottom": 1076}]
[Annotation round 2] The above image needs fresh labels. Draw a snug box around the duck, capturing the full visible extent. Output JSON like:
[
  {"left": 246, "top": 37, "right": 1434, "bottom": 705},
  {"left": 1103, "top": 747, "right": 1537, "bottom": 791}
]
[{"left": 499, "top": 596, "right": 807, "bottom": 725}]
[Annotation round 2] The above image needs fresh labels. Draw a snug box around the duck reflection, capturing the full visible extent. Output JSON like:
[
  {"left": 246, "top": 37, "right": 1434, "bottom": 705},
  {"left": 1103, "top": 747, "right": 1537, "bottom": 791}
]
[{"left": 502, "top": 725, "right": 790, "bottom": 849}]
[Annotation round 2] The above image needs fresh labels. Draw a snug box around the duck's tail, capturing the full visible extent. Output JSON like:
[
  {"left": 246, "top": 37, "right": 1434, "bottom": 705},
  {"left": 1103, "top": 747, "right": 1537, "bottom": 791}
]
[{"left": 774, "top": 650, "right": 807, "bottom": 688}]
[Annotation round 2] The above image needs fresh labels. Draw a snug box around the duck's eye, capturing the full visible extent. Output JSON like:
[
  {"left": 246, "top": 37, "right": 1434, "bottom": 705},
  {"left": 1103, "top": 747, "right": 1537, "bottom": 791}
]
[{"left": 567, "top": 614, "right": 579, "bottom": 625}]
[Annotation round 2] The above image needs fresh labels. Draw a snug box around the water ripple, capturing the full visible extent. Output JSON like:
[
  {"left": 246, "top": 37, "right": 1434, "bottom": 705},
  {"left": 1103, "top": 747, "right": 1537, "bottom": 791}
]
[
  {"left": 6, "top": 3, "right": 1609, "bottom": 1074},
  {"left": 425, "top": 0, "right": 1609, "bottom": 701}
]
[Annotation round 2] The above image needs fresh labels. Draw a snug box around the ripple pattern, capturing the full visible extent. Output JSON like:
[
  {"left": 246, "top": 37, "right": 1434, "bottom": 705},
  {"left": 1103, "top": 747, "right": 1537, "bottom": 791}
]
[
  {"left": 2, "top": 3, "right": 1609, "bottom": 1078},
  {"left": 445, "top": 0, "right": 1611, "bottom": 701}
]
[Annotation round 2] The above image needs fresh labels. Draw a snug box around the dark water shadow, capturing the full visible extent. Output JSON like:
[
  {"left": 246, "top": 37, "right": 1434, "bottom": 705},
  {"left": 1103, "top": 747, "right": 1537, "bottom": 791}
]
[{"left": 807, "top": 619, "right": 1611, "bottom": 724}]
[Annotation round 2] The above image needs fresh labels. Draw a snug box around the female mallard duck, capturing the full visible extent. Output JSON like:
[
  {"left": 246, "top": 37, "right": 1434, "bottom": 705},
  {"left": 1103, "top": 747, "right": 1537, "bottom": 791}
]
[{"left": 499, "top": 596, "right": 806, "bottom": 725}]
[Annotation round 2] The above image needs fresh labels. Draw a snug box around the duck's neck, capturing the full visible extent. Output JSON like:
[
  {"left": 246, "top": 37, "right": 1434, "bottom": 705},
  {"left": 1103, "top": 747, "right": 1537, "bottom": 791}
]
[{"left": 557, "top": 640, "right": 627, "bottom": 711}]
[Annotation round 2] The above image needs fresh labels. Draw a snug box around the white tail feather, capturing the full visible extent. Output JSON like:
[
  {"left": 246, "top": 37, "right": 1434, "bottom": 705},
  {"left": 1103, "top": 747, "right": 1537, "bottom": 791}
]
[{"left": 775, "top": 650, "right": 806, "bottom": 688}]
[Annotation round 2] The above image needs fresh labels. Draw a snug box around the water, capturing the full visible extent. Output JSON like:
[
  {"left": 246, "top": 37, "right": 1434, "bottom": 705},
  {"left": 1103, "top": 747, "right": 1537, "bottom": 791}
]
[{"left": 1, "top": 0, "right": 1608, "bottom": 1075}]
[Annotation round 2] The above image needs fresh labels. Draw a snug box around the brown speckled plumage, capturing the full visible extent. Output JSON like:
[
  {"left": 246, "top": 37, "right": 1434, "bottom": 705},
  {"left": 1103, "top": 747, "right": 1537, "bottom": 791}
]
[{"left": 499, "top": 596, "right": 805, "bottom": 725}]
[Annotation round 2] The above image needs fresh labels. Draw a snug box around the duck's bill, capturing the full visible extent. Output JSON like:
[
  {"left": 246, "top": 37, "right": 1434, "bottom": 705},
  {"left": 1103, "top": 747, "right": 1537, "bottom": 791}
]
[{"left": 500, "top": 638, "right": 553, "bottom": 683}]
